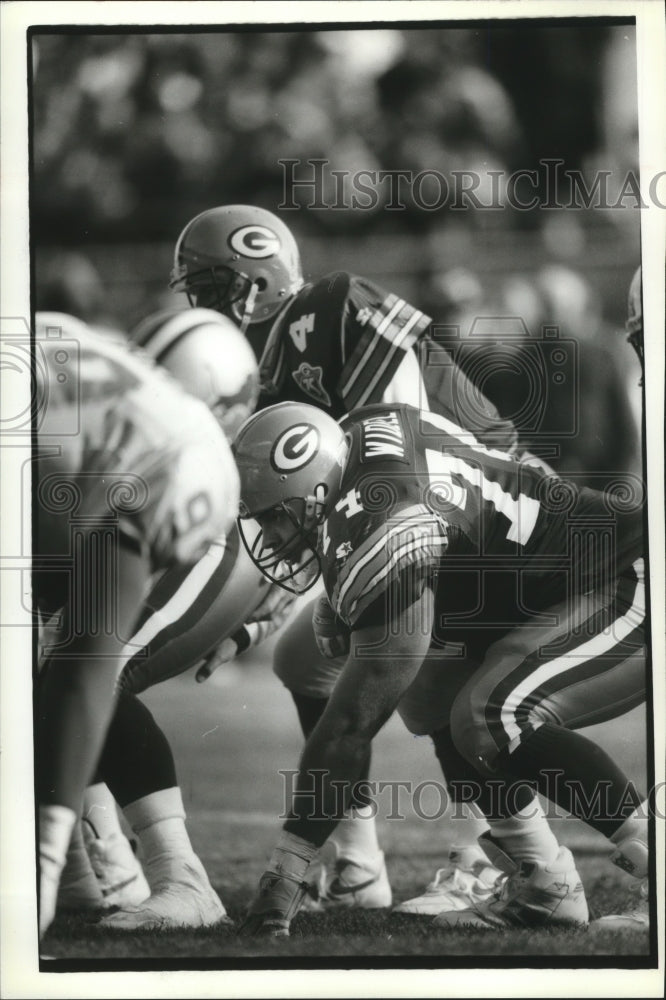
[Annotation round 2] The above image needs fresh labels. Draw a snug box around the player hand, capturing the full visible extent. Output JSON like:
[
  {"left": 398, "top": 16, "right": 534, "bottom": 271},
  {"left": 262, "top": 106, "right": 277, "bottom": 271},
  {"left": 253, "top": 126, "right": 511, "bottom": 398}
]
[
  {"left": 240, "top": 870, "right": 309, "bottom": 937},
  {"left": 312, "top": 593, "right": 350, "bottom": 660},
  {"left": 246, "top": 583, "right": 297, "bottom": 628},
  {"left": 195, "top": 636, "right": 239, "bottom": 683},
  {"left": 518, "top": 450, "right": 557, "bottom": 476}
]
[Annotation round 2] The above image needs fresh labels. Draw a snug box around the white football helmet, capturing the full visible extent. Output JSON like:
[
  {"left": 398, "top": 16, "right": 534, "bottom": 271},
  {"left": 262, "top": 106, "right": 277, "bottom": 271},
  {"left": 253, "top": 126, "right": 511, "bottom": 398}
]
[{"left": 132, "top": 308, "right": 260, "bottom": 439}]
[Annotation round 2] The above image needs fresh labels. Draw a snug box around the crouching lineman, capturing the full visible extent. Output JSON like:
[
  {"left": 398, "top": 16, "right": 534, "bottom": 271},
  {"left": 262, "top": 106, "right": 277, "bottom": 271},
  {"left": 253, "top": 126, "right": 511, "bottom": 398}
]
[
  {"left": 169, "top": 203, "right": 529, "bottom": 907},
  {"left": 51, "top": 309, "right": 297, "bottom": 931},
  {"left": 34, "top": 312, "right": 242, "bottom": 938},
  {"left": 232, "top": 400, "right": 650, "bottom": 936}
]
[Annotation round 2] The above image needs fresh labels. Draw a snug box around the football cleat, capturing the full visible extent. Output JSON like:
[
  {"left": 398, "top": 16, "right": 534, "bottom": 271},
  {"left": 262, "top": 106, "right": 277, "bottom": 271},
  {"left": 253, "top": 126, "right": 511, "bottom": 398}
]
[
  {"left": 433, "top": 846, "right": 589, "bottom": 930},
  {"left": 57, "top": 844, "right": 105, "bottom": 911},
  {"left": 84, "top": 829, "right": 151, "bottom": 909},
  {"left": 100, "top": 854, "right": 230, "bottom": 930},
  {"left": 393, "top": 845, "right": 502, "bottom": 915},
  {"left": 241, "top": 870, "right": 309, "bottom": 937},
  {"left": 589, "top": 837, "right": 649, "bottom": 932},
  {"left": 321, "top": 849, "right": 392, "bottom": 909}
]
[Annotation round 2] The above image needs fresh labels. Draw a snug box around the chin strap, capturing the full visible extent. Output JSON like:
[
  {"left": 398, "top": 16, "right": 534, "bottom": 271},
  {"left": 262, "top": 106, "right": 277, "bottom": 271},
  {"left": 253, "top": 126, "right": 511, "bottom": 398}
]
[{"left": 239, "top": 283, "right": 259, "bottom": 334}]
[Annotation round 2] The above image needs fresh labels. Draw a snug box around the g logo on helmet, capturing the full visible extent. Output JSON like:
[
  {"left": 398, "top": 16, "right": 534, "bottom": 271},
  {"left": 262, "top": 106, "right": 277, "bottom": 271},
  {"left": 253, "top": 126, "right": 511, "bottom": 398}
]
[
  {"left": 271, "top": 424, "right": 320, "bottom": 472},
  {"left": 229, "top": 225, "right": 281, "bottom": 259}
]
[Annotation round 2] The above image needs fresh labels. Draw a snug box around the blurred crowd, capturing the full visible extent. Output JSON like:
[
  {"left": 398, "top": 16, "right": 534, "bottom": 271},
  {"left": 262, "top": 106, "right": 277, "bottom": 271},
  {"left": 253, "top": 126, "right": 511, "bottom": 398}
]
[
  {"left": 32, "top": 25, "right": 643, "bottom": 483},
  {"left": 32, "top": 26, "right": 637, "bottom": 241}
]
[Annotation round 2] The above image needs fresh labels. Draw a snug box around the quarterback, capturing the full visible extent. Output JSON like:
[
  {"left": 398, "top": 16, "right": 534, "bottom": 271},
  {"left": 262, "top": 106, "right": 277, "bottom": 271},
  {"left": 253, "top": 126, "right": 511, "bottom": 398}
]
[{"left": 233, "top": 400, "right": 649, "bottom": 936}]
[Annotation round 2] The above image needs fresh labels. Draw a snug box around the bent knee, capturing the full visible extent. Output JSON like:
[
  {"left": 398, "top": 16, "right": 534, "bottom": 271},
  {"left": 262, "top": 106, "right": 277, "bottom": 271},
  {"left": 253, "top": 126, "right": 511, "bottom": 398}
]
[{"left": 450, "top": 687, "right": 505, "bottom": 775}]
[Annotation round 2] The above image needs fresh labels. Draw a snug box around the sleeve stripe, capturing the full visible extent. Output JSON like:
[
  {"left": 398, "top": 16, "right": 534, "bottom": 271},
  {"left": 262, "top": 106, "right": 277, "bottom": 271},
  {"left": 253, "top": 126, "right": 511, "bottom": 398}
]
[
  {"left": 419, "top": 410, "right": 516, "bottom": 462},
  {"left": 353, "top": 309, "right": 429, "bottom": 408},
  {"left": 333, "top": 506, "right": 446, "bottom": 616},
  {"left": 346, "top": 532, "right": 447, "bottom": 622},
  {"left": 116, "top": 538, "right": 228, "bottom": 674},
  {"left": 341, "top": 297, "right": 407, "bottom": 397}
]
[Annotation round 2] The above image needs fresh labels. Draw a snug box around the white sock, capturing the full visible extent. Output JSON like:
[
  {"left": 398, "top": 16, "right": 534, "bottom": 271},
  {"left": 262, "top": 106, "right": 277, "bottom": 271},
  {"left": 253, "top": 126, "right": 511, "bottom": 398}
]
[
  {"left": 40, "top": 804, "right": 78, "bottom": 874},
  {"left": 123, "top": 787, "right": 193, "bottom": 863},
  {"left": 610, "top": 804, "right": 649, "bottom": 848},
  {"left": 82, "top": 783, "right": 124, "bottom": 841},
  {"left": 61, "top": 821, "right": 97, "bottom": 884},
  {"left": 486, "top": 799, "right": 560, "bottom": 866},
  {"left": 329, "top": 805, "right": 381, "bottom": 865},
  {"left": 268, "top": 830, "right": 318, "bottom": 880}
]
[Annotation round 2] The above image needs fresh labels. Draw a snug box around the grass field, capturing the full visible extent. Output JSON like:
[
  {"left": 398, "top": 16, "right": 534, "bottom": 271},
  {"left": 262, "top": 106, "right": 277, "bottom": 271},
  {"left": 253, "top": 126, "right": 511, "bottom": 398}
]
[{"left": 41, "top": 637, "right": 654, "bottom": 966}]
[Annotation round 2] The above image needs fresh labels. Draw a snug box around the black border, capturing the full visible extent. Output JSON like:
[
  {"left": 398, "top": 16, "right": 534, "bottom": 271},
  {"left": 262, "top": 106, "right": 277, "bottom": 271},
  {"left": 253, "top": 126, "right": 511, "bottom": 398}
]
[{"left": 29, "top": 14, "right": 657, "bottom": 976}]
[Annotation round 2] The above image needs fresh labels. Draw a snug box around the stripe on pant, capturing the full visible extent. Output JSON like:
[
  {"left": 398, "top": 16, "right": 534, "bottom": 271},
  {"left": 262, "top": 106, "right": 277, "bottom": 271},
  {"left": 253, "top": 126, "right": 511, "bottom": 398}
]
[{"left": 483, "top": 561, "right": 644, "bottom": 749}]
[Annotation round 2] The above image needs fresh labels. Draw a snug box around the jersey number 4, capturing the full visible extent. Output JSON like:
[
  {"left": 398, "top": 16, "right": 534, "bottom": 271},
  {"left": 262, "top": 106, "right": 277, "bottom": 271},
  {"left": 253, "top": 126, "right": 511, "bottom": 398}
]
[{"left": 288, "top": 313, "right": 315, "bottom": 352}]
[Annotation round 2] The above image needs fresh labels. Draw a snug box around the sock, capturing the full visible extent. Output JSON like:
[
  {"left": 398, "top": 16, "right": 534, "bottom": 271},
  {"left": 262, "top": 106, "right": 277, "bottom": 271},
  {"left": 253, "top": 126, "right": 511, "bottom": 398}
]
[
  {"left": 82, "top": 783, "right": 124, "bottom": 841},
  {"left": 269, "top": 830, "right": 318, "bottom": 881},
  {"left": 485, "top": 798, "right": 560, "bottom": 866},
  {"left": 123, "top": 787, "right": 193, "bottom": 864},
  {"left": 609, "top": 805, "right": 649, "bottom": 879},
  {"left": 59, "top": 821, "right": 100, "bottom": 892},
  {"left": 504, "top": 723, "right": 646, "bottom": 840},
  {"left": 40, "top": 803, "right": 78, "bottom": 875},
  {"left": 39, "top": 804, "right": 77, "bottom": 933},
  {"left": 610, "top": 804, "right": 649, "bottom": 847},
  {"left": 329, "top": 804, "right": 381, "bottom": 865}
]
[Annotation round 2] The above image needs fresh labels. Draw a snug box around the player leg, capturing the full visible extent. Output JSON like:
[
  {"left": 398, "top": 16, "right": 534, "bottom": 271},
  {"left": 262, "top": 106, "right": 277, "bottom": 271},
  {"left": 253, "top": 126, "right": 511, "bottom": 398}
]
[
  {"left": 448, "top": 559, "right": 648, "bottom": 929},
  {"left": 273, "top": 598, "right": 391, "bottom": 907},
  {"left": 35, "top": 534, "right": 149, "bottom": 937},
  {"left": 96, "top": 690, "right": 230, "bottom": 929},
  {"left": 91, "top": 539, "right": 250, "bottom": 930},
  {"left": 393, "top": 647, "right": 569, "bottom": 919}
]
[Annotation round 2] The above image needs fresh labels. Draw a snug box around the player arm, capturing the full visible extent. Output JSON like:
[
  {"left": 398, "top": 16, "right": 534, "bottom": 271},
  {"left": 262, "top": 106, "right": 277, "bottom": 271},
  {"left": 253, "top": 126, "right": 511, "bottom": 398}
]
[
  {"left": 381, "top": 345, "right": 430, "bottom": 410},
  {"left": 283, "top": 580, "right": 435, "bottom": 847},
  {"left": 196, "top": 584, "right": 298, "bottom": 682}
]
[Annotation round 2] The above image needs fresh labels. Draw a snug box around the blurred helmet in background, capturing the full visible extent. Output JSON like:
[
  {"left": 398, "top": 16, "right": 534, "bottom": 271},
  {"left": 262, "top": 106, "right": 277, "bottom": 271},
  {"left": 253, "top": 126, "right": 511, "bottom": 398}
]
[
  {"left": 169, "top": 205, "right": 304, "bottom": 331},
  {"left": 233, "top": 401, "right": 348, "bottom": 593},
  {"left": 132, "top": 307, "right": 259, "bottom": 439}
]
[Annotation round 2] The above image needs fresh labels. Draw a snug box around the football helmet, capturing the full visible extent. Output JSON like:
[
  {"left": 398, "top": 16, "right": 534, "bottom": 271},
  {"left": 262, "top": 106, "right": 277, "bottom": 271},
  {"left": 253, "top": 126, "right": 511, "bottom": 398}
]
[
  {"left": 625, "top": 265, "right": 643, "bottom": 377},
  {"left": 233, "top": 402, "right": 348, "bottom": 593},
  {"left": 131, "top": 308, "right": 259, "bottom": 439},
  {"left": 169, "top": 205, "right": 304, "bottom": 332}
]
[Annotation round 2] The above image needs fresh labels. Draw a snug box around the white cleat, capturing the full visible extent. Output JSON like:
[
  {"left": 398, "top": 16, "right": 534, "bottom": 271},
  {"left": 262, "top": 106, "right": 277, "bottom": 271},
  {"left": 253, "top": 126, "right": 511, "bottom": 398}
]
[
  {"left": 433, "top": 846, "right": 589, "bottom": 930},
  {"left": 303, "top": 849, "right": 392, "bottom": 909},
  {"left": 393, "top": 845, "right": 502, "bottom": 915},
  {"left": 589, "top": 838, "right": 649, "bottom": 932},
  {"left": 589, "top": 879, "right": 648, "bottom": 932},
  {"left": 84, "top": 829, "right": 151, "bottom": 909},
  {"left": 57, "top": 846, "right": 106, "bottom": 911},
  {"left": 100, "top": 854, "right": 232, "bottom": 930}
]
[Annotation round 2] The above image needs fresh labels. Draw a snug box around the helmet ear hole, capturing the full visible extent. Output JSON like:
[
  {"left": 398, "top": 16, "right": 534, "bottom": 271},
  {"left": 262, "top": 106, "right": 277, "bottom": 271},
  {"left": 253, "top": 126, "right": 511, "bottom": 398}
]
[{"left": 255, "top": 278, "right": 268, "bottom": 292}]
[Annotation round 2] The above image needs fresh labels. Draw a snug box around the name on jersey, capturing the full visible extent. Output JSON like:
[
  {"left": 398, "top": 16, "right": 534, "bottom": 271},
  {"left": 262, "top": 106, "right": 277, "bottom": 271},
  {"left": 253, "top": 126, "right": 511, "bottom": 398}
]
[{"left": 361, "top": 411, "right": 405, "bottom": 461}]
